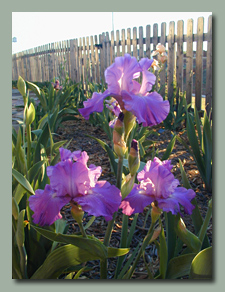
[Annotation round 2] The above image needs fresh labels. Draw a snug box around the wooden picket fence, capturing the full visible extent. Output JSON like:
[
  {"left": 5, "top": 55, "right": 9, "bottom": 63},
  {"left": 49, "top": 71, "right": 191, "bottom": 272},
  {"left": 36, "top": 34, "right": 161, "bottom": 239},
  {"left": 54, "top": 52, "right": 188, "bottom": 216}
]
[{"left": 12, "top": 15, "right": 212, "bottom": 113}]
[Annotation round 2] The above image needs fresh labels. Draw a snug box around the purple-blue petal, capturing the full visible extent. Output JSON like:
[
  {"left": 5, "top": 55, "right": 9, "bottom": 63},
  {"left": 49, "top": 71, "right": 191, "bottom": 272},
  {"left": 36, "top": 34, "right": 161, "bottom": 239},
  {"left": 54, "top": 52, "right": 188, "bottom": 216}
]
[
  {"left": 122, "top": 90, "right": 170, "bottom": 127},
  {"left": 29, "top": 185, "right": 70, "bottom": 226},
  {"left": 75, "top": 181, "right": 121, "bottom": 221},
  {"left": 78, "top": 89, "right": 111, "bottom": 119},
  {"left": 59, "top": 148, "right": 81, "bottom": 162},
  {"left": 120, "top": 183, "right": 154, "bottom": 216},
  {"left": 47, "top": 159, "right": 92, "bottom": 198}
]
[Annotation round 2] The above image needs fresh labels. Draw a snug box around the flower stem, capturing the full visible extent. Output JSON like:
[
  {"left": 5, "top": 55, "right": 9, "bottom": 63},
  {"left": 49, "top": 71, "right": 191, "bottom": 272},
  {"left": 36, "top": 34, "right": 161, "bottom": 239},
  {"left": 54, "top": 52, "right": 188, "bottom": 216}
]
[
  {"left": 198, "top": 199, "right": 212, "bottom": 248},
  {"left": 101, "top": 155, "right": 124, "bottom": 279},
  {"left": 127, "top": 221, "right": 155, "bottom": 279},
  {"left": 26, "top": 123, "right": 31, "bottom": 172},
  {"left": 78, "top": 222, "right": 87, "bottom": 238},
  {"left": 104, "top": 155, "right": 124, "bottom": 246}
]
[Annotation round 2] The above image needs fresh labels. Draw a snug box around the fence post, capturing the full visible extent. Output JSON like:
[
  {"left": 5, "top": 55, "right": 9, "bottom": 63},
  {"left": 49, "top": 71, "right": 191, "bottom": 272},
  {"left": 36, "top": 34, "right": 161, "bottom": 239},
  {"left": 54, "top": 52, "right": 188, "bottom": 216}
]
[
  {"left": 95, "top": 35, "right": 100, "bottom": 84},
  {"left": 159, "top": 22, "right": 166, "bottom": 98},
  {"left": 127, "top": 28, "right": 131, "bottom": 55},
  {"left": 133, "top": 27, "right": 137, "bottom": 58},
  {"left": 176, "top": 20, "right": 184, "bottom": 103},
  {"left": 139, "top": 26, "right": 144, "bottom": 59},
  {"left": 146, "top": 25, "right": 151, "bottom": 59},
  {"left": 186, "top": 18, "right": 193, "bottom": 106},
  {"left": 167, "top": 21, "right": 175, "bottom": 103},
  {"left": 195, "top": 17, "right": 204, "bottom": 111},
  {"left": 206, "top": 15, "right": 212, "bottom": 116},
  {"left": 153, "top": 23, "right": 158, "bottom": 90}
]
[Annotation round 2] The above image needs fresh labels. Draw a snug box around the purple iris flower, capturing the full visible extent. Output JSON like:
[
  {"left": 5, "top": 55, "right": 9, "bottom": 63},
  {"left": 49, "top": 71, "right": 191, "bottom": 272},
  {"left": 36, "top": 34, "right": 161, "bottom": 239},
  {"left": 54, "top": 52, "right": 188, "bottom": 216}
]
[
  {"left": 105, "top": 98, "right": 122, "bottom": 128},
  {"left": 120, "top": 157, "right": 196, "bottom": 216},
  {"left": 79, "top": 54, "right": 170, "bottom": 127},
  {"left": 29, "top": 149, "right": 121, "bottom": 226}
]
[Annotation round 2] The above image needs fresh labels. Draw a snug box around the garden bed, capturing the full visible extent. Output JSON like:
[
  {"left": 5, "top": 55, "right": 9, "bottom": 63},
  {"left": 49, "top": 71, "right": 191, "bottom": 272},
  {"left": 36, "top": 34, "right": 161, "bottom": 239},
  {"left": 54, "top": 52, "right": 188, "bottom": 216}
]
[{"left": 55, "top": 115, "right": 212, "bottom": 279}]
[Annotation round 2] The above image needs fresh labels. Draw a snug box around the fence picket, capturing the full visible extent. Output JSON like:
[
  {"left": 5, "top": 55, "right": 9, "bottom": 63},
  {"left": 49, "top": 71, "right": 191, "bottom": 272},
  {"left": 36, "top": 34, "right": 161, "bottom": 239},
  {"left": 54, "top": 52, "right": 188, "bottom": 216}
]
[
  {"left": 122, "top": 29, "right": 125, "bottom": 56},
  {"left": 176, "top": 20, "right": 184, "bottom": 99},
  {"left": 90, "top": 36, "right": 95, "bottom": 82},
  {"left": 12, "top": 16, "right": 212, "bottom": 114},
  {"left": 70, "top": 39, "right": 76, "bottom": 82},
  {"left": 127, "top": 28, "right": 131, "bottom": 55},
  {"left": 159, "top": 22, "right": 166, "bottom": 98},
  {"left": 146, "top": 25, "right": 151, "bottom": 58},
  {"left": 153, "top": 23, "right": 158, "bottom": 90},
  {"left": 133, "top": 27, "right": 137, "bottom": 58},
  {"left": 86, "top": 36, "right": 90, "bottom": 83},
  {"left": 195, "top": 17, "right": 204, "bottom": 111},
  {"left": 167, "top": 21, "right": 175, "bottom": 102},
  {"left": 116, "top": 30, "right": 120, "bottom": 57},
  {"left": 139, "top": 26, "right": 144, "bottom": 59},
  {"left": 186, "top": 18, "right": 193, "bottom": 106},
  {"left": 206, "top": 15, "right": 212, "bottom": 115}
]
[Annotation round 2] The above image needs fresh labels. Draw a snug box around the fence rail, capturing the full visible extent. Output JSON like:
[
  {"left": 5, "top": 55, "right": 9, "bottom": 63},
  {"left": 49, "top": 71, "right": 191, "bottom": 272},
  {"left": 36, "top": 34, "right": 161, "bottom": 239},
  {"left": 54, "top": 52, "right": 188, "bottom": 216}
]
[{"left": 12, "top": 15, "right": 212, "bottom": 113}]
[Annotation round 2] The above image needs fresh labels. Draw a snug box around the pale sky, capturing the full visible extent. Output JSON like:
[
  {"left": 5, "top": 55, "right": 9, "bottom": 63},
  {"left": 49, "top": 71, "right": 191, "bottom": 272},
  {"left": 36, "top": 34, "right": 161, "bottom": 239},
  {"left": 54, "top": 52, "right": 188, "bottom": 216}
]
[{"left": 12, "top": 12, "right": 212, "bottom": 54}]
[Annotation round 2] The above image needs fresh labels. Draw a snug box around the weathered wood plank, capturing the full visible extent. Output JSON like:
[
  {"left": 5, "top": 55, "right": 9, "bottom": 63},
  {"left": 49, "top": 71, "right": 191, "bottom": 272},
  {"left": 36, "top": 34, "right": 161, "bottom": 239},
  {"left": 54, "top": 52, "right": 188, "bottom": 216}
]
[
  {"left": 153, "top": 23, "right": 158, "bottom": 90},
  {"left": 110, "top": 31, "right": 115, "bottom": 63},
  {"left": 186, "top": 18, "right": 193, "bottom": 106},
  {"left": 82, "top": 37, "right": 87, "bottom": 86},
  {"left": 133, "top": 27, "right": 137, "bottom": 58},
  {"left": 176, "top": 20, "right": 184, "bottom": 98},
  {"left": 167, "top": 21, "right": 175, "bottom": 102},
  {"left": 106, "top": 32, "right": 110, "bottom": 67},
  {"left": 127, "top": 28, "right": 131, "bottom": 55},
  {"left": 78, "top": 38, "right": 83, "bottom": 83},
  {"left": 116, "top": 30, "right": 120, "bottom": 57},
  {"left": 146, "top": 25, "right": 151, "bottom": 58},
  {"left": 86, "top": 36, "right": 90, "bottom": 83},
  {"left": 122, "top": 29, "right": 125, "bottom": 56},
  {"left": 195, "top": 17, "right": 204, "bottom": 111},
  {"left": 12, "top": 53, "right": 18, "bottom": 80},
  {"left": 139, "top": 26, "right": 144, "bottom": 59},
  {"left": 70, "top": 39, "right": 76, "bottom": 82},
  {"left": 95, "top": 35, "right": 100, "bottom": 84},
  {"left": 159, "top": 22, "right": 166, "bottom": 98},
  {"left": 100, "top": 34, "right": 105, "bottom": 83},
  {"left": 206, "top": 15, "right": 212, "bottom": 116},
  {"left": 90, "top": 36, "right": 95, "bottom": 82}
]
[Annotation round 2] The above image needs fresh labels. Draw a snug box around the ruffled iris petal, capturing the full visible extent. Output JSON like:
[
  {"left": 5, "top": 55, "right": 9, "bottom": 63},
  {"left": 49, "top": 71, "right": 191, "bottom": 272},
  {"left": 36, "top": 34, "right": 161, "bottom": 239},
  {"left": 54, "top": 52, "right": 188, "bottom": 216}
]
[
  {"left": 78, "top": 89, "right": 111, "bottom": 119},
  {"left": 120, "top": 157, "right": 196, "bottom": 216},
  {"left": 138, "top": 58, "right": 156, "bottom": 94},
  {"left": 105, "top": 54, "right": 141, "bottom": 94},
  {"left": 59, "top": 148, "right": 81, "bottom": 162},
  {"left": 122, "top": 90, "right": 170, "bottom": 127},
  {"left": 120, "top": 183, "right": 154, "bottom": 216},
  {"left": 47, "top": 159, "right": 91, "bottom": 198},
  {"left": 29, "top": 185, "right": 70, "bottom": 226},
  {"left": 75, "top": 181, "right": 121, "bottom": 221}
]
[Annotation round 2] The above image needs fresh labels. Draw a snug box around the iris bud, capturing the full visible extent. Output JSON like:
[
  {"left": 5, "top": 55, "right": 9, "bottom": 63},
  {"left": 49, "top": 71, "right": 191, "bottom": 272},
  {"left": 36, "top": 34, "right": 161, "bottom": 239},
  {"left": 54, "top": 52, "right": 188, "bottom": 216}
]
[
  {"left": 151, "top": 201, "right": 162, "bottom": 224},
  {"left": 71, "top": 203, "right": 84, "bottom": 224},
  {"left": 128, "top": 139, "right": 140, "bottom": 176},
  {"left": 113, "top": 112, "right": 127, "bottom": 157},
  {"left": 121, "top": 173, "right": 135, "bottom": 199},
  {"left": 123, "top": 110, "right": 136, "bottom": 142}
]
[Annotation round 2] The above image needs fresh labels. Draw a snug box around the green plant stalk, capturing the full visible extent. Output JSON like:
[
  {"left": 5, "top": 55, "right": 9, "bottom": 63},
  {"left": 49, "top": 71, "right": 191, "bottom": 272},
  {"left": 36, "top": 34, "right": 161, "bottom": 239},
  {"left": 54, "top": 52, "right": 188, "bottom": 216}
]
[
  {"left": 114, "top": 214, "right": 128, "bottom": 278},
  {"left": 104, "top": 155, "right": 124, "bottom": 247},
  {"left": 198, "top": 199, "right": 212, "bottom": 249},
  {"left": 100, "top": 260, "right": 108, "bottom": 279},
  {"left": 127, "top": 220, "right": 155, "bottom": 279},
  {"left": 77, "top": 222, "right": 87, "bottom": 238},
  {"left": 18, "top": 245, "right": 28, "bottom": 279},
  {"left": 26, "top": 123, "right": 32, "bottom": 172},
  {"left": 101, "top": 156, "right": 124, "bottom": 279}
]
